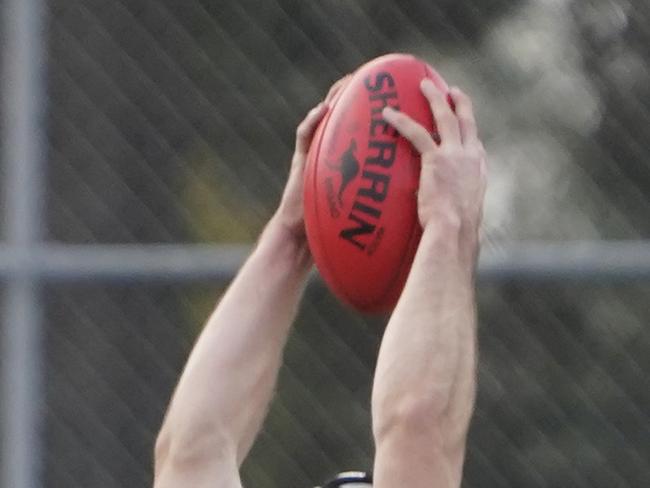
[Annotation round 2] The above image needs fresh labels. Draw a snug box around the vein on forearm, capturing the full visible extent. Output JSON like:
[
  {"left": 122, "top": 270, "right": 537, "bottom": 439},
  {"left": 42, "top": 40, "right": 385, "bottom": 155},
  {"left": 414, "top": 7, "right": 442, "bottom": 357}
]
[
  {"left": 374, "top": 222, "right": 477, "bottom": 422},
  {"left": 163, "top": 222, "right": 310, "bottom": 463}
]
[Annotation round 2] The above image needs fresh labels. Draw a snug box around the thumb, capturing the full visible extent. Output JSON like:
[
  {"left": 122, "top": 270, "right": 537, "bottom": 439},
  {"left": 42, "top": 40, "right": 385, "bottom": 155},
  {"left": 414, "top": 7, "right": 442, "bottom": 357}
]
[{"left": 295, "top": 102, "right": 327, "bottom": 156}]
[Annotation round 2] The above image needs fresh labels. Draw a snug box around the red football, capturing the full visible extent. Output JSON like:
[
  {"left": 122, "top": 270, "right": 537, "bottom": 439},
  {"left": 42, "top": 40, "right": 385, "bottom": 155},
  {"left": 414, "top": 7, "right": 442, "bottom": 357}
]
[{"left": 303, "top": 53, "right": 449, "bottom": 313}]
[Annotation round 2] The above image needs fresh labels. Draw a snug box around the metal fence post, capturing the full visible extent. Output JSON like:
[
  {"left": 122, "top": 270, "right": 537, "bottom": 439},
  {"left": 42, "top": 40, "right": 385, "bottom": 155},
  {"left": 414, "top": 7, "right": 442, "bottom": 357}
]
[{"left": 1, "top": 0, "right": 47, "bottom": 486}]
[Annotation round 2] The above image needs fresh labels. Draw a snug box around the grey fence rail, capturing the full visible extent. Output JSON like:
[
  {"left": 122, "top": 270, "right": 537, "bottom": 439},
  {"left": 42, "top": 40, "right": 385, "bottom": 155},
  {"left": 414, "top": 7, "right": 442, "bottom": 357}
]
[{"left": 2, "top": 0, "right": 650, "bottom": 488}]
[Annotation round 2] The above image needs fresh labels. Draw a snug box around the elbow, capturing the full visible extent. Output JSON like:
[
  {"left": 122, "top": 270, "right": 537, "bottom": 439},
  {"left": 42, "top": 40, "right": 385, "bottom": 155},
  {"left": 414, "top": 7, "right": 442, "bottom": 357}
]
[
  {"left": 372, "top": 393, "right": 448, "bottom": 445},
  {"left": 154, "top": 419, "right": 235, "bottom": 475},
  {"left": 154, "top": 427, "right": 172, "bottom": 475}
]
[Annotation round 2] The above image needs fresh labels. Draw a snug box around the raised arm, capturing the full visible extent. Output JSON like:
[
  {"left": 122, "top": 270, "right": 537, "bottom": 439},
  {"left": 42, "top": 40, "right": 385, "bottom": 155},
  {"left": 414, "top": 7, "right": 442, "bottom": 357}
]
[
  {"left": 153, "top": 78, "right": 348, "bottom": 488},
  {"left": 371, "top": 81, "right": 487, "bottom": 488}
]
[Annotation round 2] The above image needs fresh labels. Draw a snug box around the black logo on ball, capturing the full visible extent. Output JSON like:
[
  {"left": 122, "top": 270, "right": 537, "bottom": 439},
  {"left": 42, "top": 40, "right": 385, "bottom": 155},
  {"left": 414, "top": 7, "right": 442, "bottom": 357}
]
[
  {"left": 325, "top": 139, "right": 360, "bottom": 218},
  {"left": 337, "top": 71, "right": 399, "bottom": 253}
]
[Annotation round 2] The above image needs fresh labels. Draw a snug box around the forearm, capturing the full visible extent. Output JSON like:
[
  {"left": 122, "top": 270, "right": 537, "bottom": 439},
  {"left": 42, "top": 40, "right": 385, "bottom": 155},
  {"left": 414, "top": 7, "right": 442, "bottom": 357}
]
[
  {"left": 157, "top": 217, "right": 311, "bottom": 467},
  {"left": 372, "top": 219, "right": 478, "bottom": 484},
  {"left": 373, "top": 79, "right": 485, "bottom": 488}
]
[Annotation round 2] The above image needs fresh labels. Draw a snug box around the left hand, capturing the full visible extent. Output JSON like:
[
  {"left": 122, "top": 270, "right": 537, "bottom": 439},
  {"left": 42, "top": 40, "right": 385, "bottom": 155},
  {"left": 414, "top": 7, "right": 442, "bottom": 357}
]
[{"left": 274, "top": 75, "right": 351, "bottom": 246}]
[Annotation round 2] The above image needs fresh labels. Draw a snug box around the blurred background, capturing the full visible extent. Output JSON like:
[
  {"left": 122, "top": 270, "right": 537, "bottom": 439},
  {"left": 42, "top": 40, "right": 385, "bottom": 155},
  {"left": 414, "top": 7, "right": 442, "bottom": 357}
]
[{"left": 1, "top": 0, "right": 649, "bottom": 487}]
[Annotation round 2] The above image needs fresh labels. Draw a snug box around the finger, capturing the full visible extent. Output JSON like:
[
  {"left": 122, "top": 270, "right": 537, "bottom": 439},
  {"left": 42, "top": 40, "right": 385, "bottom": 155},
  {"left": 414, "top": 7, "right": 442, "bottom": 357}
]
[
  {"left": 449, "top": 86, "right": 478, "bottom": 144},
  {"left": 382, "top": 106, "right": 435, "bottom": 155},
  {"left": 420, "top": 78, "right": 461, "bottom": 146},
  {"left": 295, "top": 102, "right": 327, "bottom": 155},
  {"left": 479, "top": 150, "right": 488, "bottom": 189},
  {"left": 324, "top": 74, "right": 351, "bottom": 107}
]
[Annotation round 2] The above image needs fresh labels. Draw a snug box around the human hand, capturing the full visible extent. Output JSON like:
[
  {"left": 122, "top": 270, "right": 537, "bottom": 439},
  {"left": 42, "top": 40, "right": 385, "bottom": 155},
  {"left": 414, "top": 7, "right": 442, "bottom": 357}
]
[
  {"left": 274, "top": 76, "right": 351, "bottom": 245},
  {"left": 382, "top": 80, "right": 487, "bottom": 250}
]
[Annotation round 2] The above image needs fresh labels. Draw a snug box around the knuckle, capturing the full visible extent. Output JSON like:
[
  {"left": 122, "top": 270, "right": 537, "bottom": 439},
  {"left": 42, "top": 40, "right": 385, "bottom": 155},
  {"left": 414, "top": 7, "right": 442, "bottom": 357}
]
[
  {"left": 432, "top": 89, "right": 446, "bottom": 102},
  {"left": 451, "top": 147, "right": 465, "bottom": 160},
  {"left": 417, "top": 139, "right": 435, "bottom": 153},
  {"left": 435, "top": 147, "right": 454, "bottom": 163},
  {"left": 453, "top": 89, "right": 472, "bottom": 106},
  {"left": 436, "top": 111, "right": 455, "bottom": 125},
  {"left": 457, "top": 91, "right": 471, "bottom": 106},
  {"left": 434, "top": 93, "right": 451, "bottom": 109},
  {"left": 296, "top": 123, "right": 308, "bottom": 138},
  {"left": 459, "top": 115, "right": 476, "bottom": 127},
  {"left": 414, "top": 124, "right": 430, "bottom": 138},
  {"left": 397, "top": 118, "right": 416, "bottom": 134},
  {"left": 402, "top": 125, "right": 417, "bottom": 139},
  {"left": 413, "top": 128, "right": 433, "bottom": 147}
]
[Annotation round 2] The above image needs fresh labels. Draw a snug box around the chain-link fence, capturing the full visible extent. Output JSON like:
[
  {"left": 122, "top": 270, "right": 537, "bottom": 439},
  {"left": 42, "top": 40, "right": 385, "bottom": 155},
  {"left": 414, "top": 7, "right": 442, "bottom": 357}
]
[{"left": 2, "top": 0, "right": 650, "bottom": 487}]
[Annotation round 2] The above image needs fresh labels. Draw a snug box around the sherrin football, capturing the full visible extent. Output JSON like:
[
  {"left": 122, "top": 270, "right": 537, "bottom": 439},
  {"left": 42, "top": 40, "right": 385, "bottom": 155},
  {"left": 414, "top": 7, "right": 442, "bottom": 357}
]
[{"left": 303, "top": 53, "right": 449, "bottom": 313}]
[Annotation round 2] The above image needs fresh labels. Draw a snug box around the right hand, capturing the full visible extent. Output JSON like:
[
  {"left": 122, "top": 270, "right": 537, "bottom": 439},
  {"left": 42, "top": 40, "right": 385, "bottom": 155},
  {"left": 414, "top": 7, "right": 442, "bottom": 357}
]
[
  {"left": 382, "top": 80, "right": 487, "bottom": 247},
  {"left": 274, "top": 75, "right": 351, "bottom": 245}
]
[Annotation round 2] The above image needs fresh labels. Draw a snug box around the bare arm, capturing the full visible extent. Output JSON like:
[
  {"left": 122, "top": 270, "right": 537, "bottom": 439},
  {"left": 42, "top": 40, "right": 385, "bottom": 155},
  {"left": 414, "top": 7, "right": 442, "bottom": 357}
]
[
  {"left": 153, "top": 218, "right": 310, "bottom": 488},
  {"left": 372, "top": 81, "right": 487, "bottom": 488},
  {"left": 153, "top": 78, "right": 349, "bottom": 488}
]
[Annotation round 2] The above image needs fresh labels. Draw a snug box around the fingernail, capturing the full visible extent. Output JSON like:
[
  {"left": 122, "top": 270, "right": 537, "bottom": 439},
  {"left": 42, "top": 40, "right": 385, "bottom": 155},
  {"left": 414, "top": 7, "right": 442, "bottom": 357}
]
[{"left": 420, "top": 78, "right": 435, "bottom": 91}]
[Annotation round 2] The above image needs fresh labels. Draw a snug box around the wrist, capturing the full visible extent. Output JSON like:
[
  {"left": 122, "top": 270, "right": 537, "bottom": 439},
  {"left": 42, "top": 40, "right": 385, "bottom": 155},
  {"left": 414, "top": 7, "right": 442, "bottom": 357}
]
[
  {"left": 256, "top": 215, "right": 312, "bottom": 275},
  {"left": 420, "top": 217, "right": 480, "bottom": 271}
]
